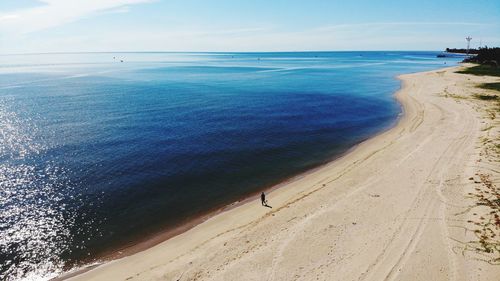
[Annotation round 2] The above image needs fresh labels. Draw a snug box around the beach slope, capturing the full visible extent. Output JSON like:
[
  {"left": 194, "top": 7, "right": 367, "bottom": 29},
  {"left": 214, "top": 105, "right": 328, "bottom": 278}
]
[{"left": 68, "top": 66, "right": 499, "bottom": 281}]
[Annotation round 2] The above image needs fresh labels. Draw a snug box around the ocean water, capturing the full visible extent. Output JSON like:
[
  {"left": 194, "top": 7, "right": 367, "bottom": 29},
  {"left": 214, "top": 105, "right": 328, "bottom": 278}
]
[{"left": 0, "top": 52, "right": 462, "bottom": 280}]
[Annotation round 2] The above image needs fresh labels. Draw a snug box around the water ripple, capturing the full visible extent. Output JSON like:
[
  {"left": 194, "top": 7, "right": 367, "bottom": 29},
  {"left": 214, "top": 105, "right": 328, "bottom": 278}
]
[{"left": 0, "top": 100, "right": 74, "bottom": 281}]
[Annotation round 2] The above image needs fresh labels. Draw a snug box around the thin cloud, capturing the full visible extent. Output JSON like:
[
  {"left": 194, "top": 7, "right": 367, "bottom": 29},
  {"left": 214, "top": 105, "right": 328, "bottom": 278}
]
[
  {"left": 0, "top": 14, "right": 21, "bottom": 21},
  {"left": 0, "top": 0, "right": 155, "bottom": 34},
  {"left": 316, "top": 21, "right": 493, "bottom": 32}
]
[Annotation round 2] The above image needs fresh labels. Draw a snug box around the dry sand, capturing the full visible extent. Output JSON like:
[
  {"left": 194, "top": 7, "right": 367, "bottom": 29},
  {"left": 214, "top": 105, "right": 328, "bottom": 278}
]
[{"left": 67, "top": 65, "right": 499, "bottom": 281}]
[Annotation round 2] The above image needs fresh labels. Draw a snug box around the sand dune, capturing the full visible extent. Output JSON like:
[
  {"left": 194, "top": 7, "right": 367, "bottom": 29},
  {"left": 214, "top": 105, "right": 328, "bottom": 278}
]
[{"left": 67, "top": 65, "right": 499, "bottom": 281}]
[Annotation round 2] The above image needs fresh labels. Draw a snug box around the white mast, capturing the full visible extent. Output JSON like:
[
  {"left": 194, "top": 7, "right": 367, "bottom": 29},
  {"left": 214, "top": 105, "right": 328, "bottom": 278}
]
[{"left": 466, "top": 36, "right": 472, "bottom": 55}]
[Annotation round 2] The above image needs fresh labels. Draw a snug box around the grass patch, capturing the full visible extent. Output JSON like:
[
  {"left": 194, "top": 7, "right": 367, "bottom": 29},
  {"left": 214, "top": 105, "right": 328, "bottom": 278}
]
[
  {"left": 442, "top": 93, "right": 468, "bottom": 100},
  {"left": 479, "top": 83, "right": 500, "bottom": 93},
  {"left": 474, "top": 93, "right": 498, "bottom": 101},
  {"left": 457, "top": 65, "right": 500, "bottom": 77}
]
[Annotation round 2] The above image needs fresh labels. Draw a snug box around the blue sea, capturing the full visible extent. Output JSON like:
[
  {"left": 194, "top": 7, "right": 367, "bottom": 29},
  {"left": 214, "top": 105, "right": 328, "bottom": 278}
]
[{"left": 0, "top": 51, "right": 462, "bottom": 280}]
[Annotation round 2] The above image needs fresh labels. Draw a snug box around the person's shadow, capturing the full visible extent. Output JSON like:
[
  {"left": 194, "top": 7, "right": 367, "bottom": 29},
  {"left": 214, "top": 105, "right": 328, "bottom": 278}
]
[{"left": 263, "top": 202, "right": 272, "bottom": 208}]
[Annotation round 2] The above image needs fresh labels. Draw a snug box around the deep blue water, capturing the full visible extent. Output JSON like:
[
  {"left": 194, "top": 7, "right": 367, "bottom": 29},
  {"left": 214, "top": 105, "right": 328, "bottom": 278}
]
[{"left": 0, "top": 52, "right": 462, "bottom": 280}]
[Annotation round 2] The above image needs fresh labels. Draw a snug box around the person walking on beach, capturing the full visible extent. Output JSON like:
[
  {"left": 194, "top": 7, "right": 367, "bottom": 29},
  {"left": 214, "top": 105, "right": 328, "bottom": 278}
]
[{"left": 261, "top": 192, "right": 266, "bottom": 206}]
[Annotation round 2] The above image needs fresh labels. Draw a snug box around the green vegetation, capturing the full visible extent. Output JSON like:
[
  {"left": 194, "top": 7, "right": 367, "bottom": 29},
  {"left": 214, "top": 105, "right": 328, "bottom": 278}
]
[
  {"left": 474, "top": 92, "right": 499, "bottom": 100},
  {"left": 463, "top": 47, "right": 500, "bottom": 65},
  {"left": 457, "top": 65, "right": 500, "bottom": 77},
  {"left": 446, "top": 48, "right": 479, "bottom": 54},
  {"left": 478, "top": 83, "right": 500, "bottom": 92}
]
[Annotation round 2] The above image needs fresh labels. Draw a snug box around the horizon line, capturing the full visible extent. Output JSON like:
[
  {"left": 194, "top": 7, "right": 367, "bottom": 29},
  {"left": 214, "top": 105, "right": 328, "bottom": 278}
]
[{"left": 0, "top": 49, "right": 453, "bottom": 56}]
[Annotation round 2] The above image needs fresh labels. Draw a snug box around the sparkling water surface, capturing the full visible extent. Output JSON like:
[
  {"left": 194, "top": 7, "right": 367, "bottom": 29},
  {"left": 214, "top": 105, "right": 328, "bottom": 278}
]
[{"left": 0, "top": 51, "right": 462, "bottom": 280}]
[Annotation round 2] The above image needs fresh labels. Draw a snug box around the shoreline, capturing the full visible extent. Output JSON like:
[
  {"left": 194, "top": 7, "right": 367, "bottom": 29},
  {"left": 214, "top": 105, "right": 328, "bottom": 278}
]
[
  {"left": 57, "top": 95, "right": 401, "bottom": 280},
  {"left": 57, "top": 65, "right": 440, "bottom": 279},
  {"left": 66, "top": 65, "right": 499, "bottom": 280},
  {"left": 58, "top": 78, "right": 406, "bottom": 278}
]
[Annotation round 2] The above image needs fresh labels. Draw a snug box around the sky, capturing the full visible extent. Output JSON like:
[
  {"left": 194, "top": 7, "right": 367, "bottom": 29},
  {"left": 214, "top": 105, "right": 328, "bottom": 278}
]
[{"left": 0, "top": 0, "right": 499, "bottom": 53}]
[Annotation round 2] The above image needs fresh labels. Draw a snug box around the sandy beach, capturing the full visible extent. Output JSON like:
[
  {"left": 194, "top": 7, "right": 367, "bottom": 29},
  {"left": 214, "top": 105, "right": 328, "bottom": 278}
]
[{"left": 67, "top": 65, "right": 499, "bottom": 281}]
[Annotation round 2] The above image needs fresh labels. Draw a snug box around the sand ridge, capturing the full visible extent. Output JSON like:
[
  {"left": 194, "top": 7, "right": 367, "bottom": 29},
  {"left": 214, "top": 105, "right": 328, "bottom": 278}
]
[{"left": 67, "top": 66, "right": 499, "bottom": 281}]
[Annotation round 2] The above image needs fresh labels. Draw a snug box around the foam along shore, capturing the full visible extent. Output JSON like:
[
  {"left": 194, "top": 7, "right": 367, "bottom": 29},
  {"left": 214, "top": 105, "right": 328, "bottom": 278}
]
[{"left": 67, "top": 65, "right": 499, "bottom": 281}]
